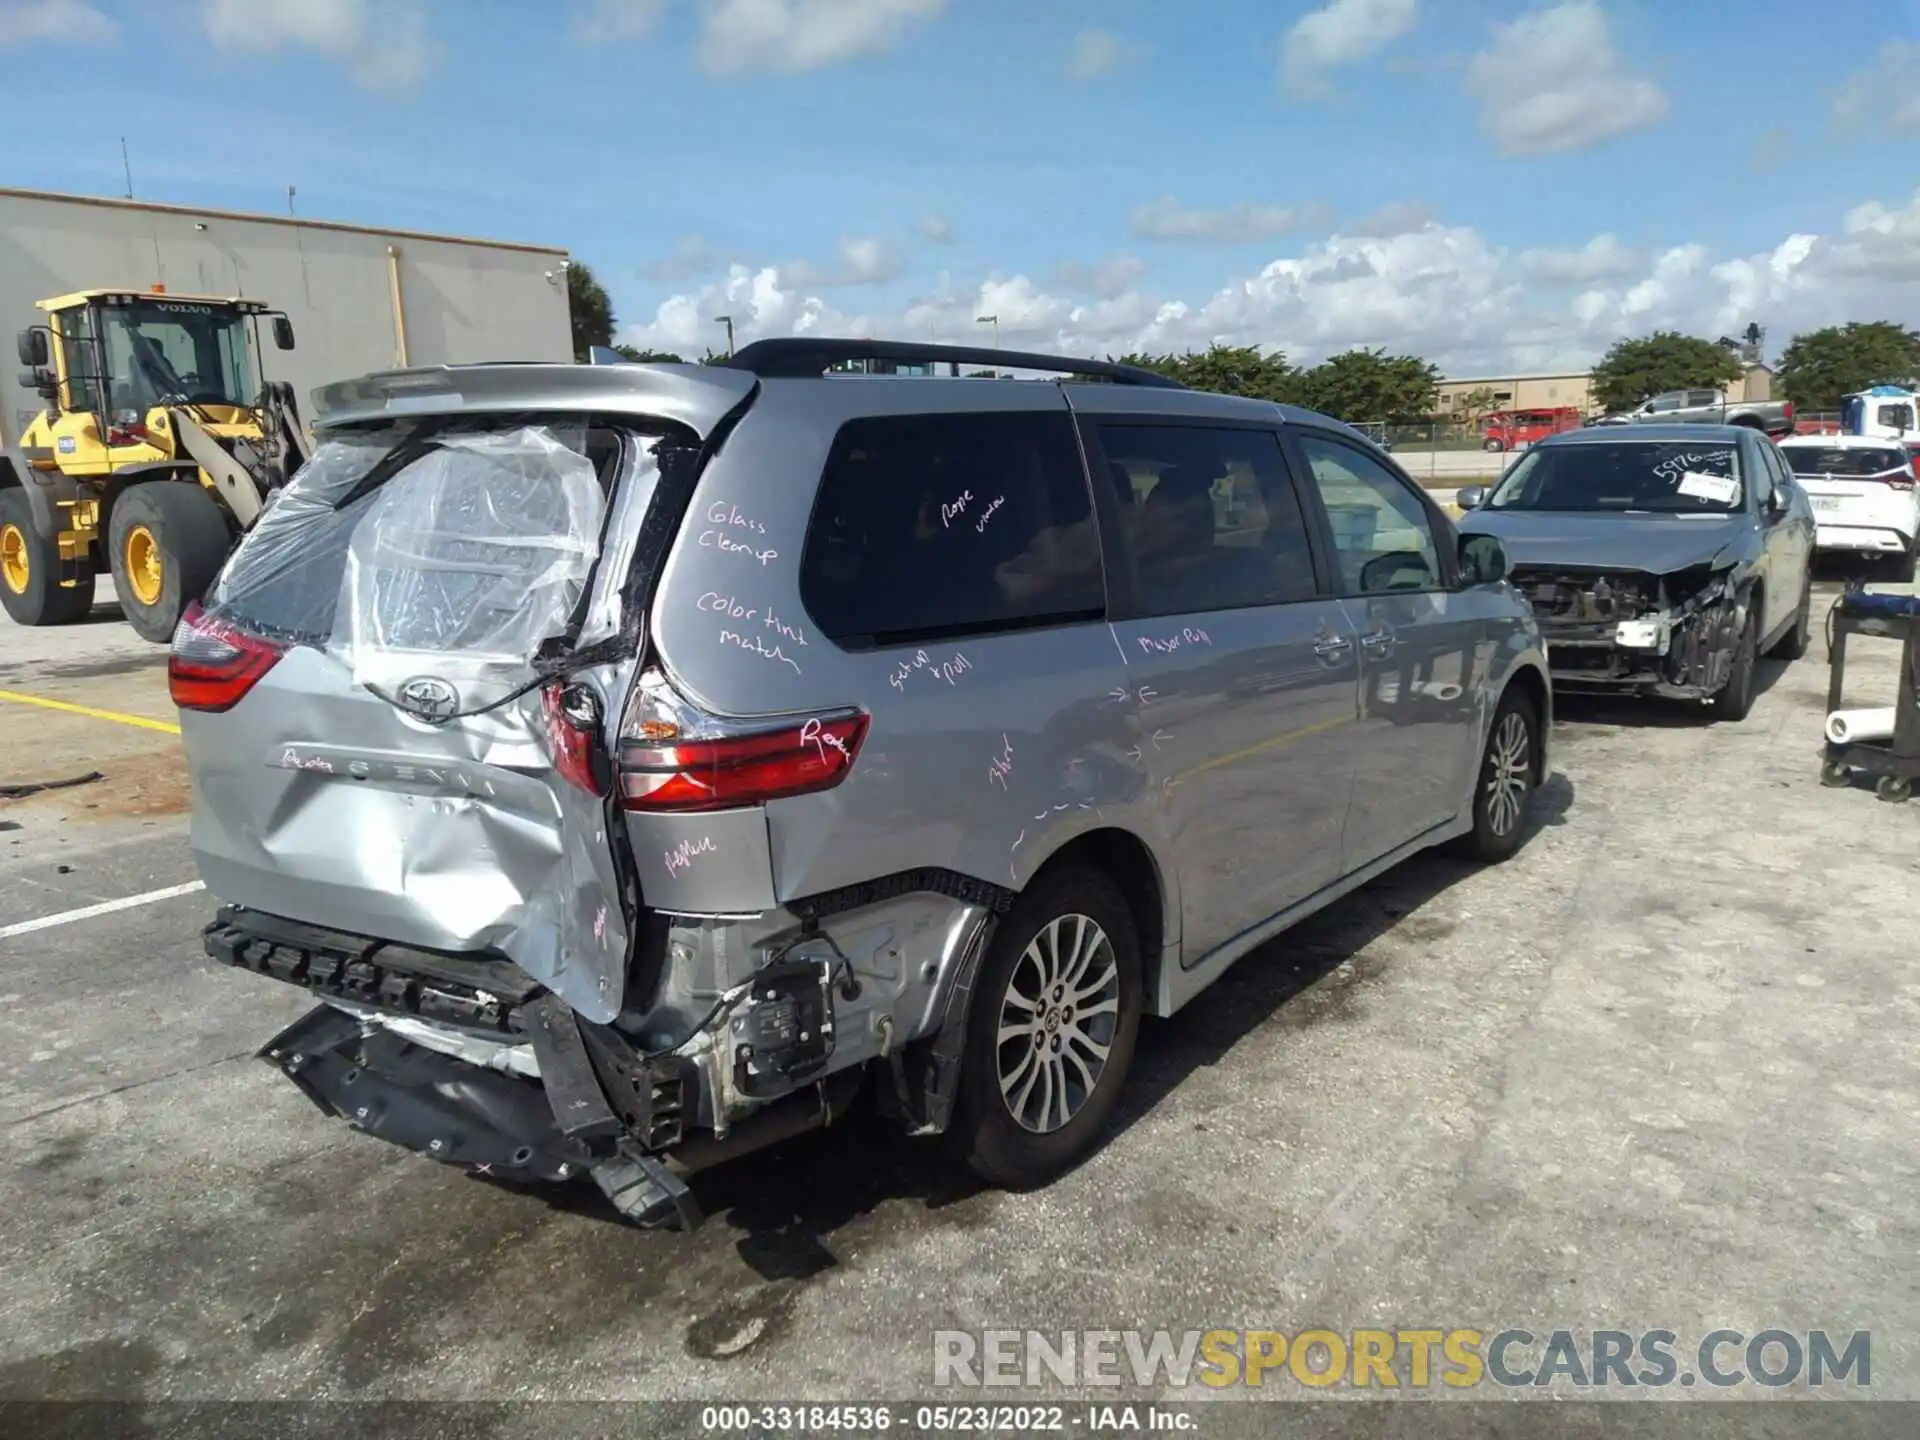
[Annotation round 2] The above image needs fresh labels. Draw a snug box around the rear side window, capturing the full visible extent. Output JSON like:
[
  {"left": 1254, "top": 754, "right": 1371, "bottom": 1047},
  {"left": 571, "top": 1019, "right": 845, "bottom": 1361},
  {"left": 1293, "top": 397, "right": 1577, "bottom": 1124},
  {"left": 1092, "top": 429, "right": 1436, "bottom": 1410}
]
[
  {"left": 799, "top": 411, "right": 1104, "bottom": 648},
  {"left": 1094, "top": 424, "right": 1318, "bottom": 615}
]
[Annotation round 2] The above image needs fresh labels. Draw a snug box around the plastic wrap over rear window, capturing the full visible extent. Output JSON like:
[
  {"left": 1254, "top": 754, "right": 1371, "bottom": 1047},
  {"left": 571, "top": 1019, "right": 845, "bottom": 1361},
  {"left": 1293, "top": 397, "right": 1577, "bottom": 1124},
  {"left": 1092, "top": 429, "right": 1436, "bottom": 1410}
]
[
  {"left": 206, "top": 423, "right": 618, "bottom": 692},
  {"left": 798, "top": 411, "right": 1105, "bottom": 648}
]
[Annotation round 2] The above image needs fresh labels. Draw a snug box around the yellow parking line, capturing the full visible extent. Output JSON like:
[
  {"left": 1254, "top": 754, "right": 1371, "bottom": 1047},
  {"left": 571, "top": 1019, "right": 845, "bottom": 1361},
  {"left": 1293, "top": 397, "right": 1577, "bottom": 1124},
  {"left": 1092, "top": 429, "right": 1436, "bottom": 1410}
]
[{"left": 0, "top": 689, "right": 181, "bottom": 736}]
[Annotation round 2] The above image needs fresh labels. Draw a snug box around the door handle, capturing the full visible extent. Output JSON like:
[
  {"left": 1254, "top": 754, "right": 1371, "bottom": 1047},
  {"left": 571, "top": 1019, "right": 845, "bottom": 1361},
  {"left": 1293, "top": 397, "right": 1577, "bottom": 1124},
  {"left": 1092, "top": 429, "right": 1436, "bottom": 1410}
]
[
  {"left": 1361, "top": 628, "right": 1395, "bottom": 656},
  {"left": 1313, "top": 633, "right": 1353, "bottom": 661}
]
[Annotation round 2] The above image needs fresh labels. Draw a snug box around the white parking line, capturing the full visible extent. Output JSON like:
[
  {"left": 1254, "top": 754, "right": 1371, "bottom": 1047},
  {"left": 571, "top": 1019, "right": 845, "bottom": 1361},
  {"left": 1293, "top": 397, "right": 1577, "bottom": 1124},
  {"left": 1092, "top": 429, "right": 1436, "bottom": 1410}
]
[{"left": 0, "top": 881, "right": 206, "bottom": 940}]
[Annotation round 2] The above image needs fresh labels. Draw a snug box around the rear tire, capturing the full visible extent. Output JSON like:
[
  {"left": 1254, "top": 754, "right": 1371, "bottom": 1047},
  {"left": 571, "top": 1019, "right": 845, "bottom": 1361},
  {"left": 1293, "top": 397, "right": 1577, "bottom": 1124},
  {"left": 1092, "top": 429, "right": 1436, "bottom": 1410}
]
[
  {"left": 1711, "top": 604, "right": 1760, "bottom": 722},
  {"left": 1449, "top": 684, "right": 1538, "bottom": 863},
  {"left": 107, "top": 482, "right": 233, "bottom": 644},
  {"left": 0, "top": 488, "right": 95, "bottom": 626},
  {"left": 1892, "top": 546, "right": 1917, "bottom": 585},
  {"left": 949, "top": 867, "right": 1142, "bottom": 1190},
  {"left": 1482, "top": 439, "right": 1504, "bottom": 453}
]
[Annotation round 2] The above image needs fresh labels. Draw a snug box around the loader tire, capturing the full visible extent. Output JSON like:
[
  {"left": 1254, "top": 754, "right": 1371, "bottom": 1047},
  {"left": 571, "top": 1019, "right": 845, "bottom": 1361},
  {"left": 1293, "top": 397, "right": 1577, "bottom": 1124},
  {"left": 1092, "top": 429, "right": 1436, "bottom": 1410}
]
[
  {"left": 108, "top": 482, "right": 233, "bottom": 644},
  {"left": 0, "top": 489, "right": 95, "bottom": 627}
]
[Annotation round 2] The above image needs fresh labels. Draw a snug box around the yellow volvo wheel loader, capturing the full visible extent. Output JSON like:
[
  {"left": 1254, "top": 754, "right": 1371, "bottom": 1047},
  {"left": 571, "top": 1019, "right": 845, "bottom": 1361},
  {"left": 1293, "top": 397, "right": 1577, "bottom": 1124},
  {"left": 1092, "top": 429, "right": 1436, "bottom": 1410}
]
[{"left": 1, "top": 289, "right": 310, "bottom": 642}]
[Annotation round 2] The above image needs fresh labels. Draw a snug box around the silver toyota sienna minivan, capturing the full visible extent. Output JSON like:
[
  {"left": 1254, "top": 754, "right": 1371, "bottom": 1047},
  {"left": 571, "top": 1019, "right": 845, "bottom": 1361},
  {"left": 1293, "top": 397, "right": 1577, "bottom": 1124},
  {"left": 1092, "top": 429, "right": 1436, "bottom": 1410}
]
[{"left": 172, "top": 339, "right": 1549, "bottom": 1229}]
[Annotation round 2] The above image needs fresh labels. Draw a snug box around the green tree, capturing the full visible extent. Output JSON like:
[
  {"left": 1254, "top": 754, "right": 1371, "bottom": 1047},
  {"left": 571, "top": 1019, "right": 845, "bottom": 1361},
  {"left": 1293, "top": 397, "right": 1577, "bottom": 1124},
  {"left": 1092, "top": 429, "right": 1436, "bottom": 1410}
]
[
  {"left": 1776, "top": 321, "right": 1920, "bottom": 411},
  {"left": 566, "top": 261, "right": 616, "bottom": 362},
  {"left": 612, "top": 344, "right": 686, "bottom": 363},
  {"left": 1452, "top": 384, "right": 1503, "bottom": 431},
  {"left": 1113, "top": 345, "right": 1301, "bottom": 402},
  {"left": 1590, "top": 331, "right": 1743, "bottom": 413},
  {"left": 1295, "top": 347, "right": 1440, "bottom": 424}
]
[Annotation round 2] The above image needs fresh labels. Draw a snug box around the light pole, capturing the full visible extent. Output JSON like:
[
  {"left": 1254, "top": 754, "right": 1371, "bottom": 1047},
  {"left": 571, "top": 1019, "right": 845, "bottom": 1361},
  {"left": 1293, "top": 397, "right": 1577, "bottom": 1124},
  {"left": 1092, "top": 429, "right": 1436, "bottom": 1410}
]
[
  {"left": 715, "top": 314, "right": 735, "bottom": 357},
  {"left": 976, "top": 314, "right": 999, "bottom": 349}
]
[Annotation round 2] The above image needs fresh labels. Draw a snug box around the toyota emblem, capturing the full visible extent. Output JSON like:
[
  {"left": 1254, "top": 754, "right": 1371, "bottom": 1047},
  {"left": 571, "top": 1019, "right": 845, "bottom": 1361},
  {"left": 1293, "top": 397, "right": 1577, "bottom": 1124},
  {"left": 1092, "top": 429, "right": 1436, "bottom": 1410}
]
[{"left": 396, "top": 675, "right": 459, "bottom": 722}]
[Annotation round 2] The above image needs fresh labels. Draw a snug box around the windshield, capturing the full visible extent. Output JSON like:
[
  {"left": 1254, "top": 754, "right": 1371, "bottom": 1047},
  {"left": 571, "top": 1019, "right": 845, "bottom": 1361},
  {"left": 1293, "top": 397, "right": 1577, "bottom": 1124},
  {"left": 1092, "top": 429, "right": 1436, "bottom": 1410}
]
[
  {"left": 1487, "top": 441, "right": 1746, "bottom": 514},
  {"left": 100, "top": 299, "right": 253, "bottom": 411},
  {"left": 1783, "top": 446, "right": 1909, "bottom": 478}
]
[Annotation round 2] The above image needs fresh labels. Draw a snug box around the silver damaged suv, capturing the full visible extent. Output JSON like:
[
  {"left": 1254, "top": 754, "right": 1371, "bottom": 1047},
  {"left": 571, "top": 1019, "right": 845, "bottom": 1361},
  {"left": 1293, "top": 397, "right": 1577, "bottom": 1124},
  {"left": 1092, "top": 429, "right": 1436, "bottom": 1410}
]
[{"left": 173, "top": 339, "right": 1550, "bottom": 1229}]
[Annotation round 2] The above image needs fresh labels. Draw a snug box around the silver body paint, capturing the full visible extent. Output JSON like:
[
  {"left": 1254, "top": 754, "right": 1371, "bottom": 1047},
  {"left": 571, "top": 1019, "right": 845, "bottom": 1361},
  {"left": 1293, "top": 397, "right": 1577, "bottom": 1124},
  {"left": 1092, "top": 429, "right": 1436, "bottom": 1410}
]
[{"left": 181, "top": 359, "right": 1549, "bottom": 1142}]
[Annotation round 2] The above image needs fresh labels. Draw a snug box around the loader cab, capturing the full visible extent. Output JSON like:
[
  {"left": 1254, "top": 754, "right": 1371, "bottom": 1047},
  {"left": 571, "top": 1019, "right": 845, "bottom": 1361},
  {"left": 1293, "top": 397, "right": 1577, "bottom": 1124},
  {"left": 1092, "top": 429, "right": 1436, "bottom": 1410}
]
[{"left": 20, "top": 291, "right": 296, "bottom": 462}]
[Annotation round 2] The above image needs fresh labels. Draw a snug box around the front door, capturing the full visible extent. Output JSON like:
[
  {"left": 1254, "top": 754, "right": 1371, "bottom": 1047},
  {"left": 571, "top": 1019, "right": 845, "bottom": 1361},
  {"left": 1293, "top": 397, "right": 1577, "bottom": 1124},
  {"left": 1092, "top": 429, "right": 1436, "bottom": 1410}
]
[
  {"left": 1288, "top": 429, "right": 1483, "bottom": 869},
  {"left": 1083, "top": 417, "right": 1360, "bottom": 965}
]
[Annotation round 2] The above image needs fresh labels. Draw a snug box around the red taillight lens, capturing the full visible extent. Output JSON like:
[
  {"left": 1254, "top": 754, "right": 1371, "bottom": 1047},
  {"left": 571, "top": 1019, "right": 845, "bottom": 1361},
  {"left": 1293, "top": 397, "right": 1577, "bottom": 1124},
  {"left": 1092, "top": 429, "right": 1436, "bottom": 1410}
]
[
  {"left": 543, "top": 681, "right": 608, "bottom": 797},
  {"left": 617, "top": 713, "right": 868, "bottom": 812},
  {"left": 168, "top": 602, "right": 287, "bottom": 713},
  {"left": 1782, "top": 401, "right": 1795, "bottom": 422}
]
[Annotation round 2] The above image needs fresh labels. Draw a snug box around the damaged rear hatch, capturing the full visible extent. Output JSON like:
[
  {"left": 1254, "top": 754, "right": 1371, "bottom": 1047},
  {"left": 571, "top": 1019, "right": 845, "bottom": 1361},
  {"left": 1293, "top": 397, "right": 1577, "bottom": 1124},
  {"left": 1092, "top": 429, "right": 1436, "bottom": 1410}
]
[
  {"left": 172, "top": 363, "right": 755, "bottom": 1023},
  {"left": 1458, "top": 437, "right": 1754, "bottom": 692}
]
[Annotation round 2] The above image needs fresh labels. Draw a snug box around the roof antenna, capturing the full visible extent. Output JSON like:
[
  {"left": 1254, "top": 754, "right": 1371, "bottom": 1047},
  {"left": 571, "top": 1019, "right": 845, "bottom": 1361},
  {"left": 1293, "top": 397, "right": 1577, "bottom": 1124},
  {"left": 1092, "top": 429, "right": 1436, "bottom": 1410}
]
[{"left": 120, "top": 138, "right": 133, "bottom": 199}]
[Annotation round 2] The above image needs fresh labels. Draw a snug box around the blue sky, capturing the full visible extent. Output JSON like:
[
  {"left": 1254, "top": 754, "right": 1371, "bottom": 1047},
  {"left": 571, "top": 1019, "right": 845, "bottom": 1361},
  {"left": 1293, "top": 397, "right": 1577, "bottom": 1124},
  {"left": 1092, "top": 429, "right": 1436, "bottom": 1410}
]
[{"left": 3, "top": 0, "right": 1918, "bottom": 375}]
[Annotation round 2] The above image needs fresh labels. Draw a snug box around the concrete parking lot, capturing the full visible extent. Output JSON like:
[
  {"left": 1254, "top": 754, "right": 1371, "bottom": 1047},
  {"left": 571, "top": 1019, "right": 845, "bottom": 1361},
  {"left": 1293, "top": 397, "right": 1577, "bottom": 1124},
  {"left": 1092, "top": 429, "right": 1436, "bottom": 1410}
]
[{"left": 3, "top": 571, "right": 1918, "bottom": 1424}]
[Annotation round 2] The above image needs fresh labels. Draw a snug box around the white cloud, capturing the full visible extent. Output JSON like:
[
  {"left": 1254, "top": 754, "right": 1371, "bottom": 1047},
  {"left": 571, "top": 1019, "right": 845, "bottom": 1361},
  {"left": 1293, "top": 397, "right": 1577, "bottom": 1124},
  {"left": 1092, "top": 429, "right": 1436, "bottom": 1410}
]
[
  {"left": 1129, "top": 196, "right": 1325, "bottom": 243},
  {"left": 573, "top": 0, "right": 669, "bottom": 41},
  {"left": 1465, "top": 2, "right": 1666, "bottom": 156},
  {"left": 1336, "top": 201, "right": 1434, "bottom": 239},
  {"left": 1066, "top": 27, "right": 1146, "bottom": 81},
  {"left": 200, "top": 0, "right": 436, "bottom": 89},
  {"left": 695, "top": 0, "right": 943, "bottom": 75},
  {"left": 1054, "top": 256, "right": 1147, "bottom": 300},
  {"left": 1519, "top": 233, "right": 1641, "bottom": 283},
  {"left": 916, "top": 214, "right": 955, "bottom": 244},
  {"left": 1281, "top": 0, "right": 1419, "bottom": 101},
  {"left": 1833, "top": 41, "right": 1920, "bottom": 133},
  {"left": 618, "top": 189, "right": 1920, "bottom": 382},
  {"left": 782, "top": 235, "right": 905, "bottom": 287},
  {"left": 0, "top": 0, "right": 114, "bottom": 45}
]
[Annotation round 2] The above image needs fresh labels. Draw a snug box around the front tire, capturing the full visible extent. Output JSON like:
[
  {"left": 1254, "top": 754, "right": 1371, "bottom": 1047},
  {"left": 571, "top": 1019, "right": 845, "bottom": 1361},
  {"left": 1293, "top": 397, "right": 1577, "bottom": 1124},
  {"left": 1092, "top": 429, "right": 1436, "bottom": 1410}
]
[
  {"left": 950, "top": 867, "right": 1142, "bottom": 1190},
  {"left": 1482, "top": 438, "right": 1505, "bottom": 453},
  {"left": 1711, "top": 604, "right": 1760, "bottom": 722},
  {"left": 1450, "top": 685, "right": 1538, "bottom": 863},
  {"left": 107, "top": 482, "right": 233, "bottom": 644},
  {"left": 0, "top": 489, "right": 95, "bottom": 626}
]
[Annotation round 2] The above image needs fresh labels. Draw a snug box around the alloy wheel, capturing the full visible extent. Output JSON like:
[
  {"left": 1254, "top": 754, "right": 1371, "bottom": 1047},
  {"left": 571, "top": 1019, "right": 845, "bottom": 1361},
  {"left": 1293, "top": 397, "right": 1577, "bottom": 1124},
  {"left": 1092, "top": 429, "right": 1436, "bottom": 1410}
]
[
  {"left": 1485, "top": 710, "right": 1531, "bottom": 837},
  {"left": 995, "top": 913, "right": 1121, "bottom": 1134}
]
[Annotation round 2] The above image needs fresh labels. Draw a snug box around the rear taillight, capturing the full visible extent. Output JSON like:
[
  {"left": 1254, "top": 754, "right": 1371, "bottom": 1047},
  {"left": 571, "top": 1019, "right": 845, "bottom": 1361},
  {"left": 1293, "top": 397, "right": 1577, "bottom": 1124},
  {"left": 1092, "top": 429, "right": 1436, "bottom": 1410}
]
[
  {"left": 169, "top": 602, "right": 287, "bottom": 713},
  {"left": 1783, "top": 401, "right": 1795, "bottom": 423},
  {"left": 543, "top": 681, "right": 610, "bottom": 797},
  {"left": 617, "top": 715, "right": 868, "bottom": 811}
]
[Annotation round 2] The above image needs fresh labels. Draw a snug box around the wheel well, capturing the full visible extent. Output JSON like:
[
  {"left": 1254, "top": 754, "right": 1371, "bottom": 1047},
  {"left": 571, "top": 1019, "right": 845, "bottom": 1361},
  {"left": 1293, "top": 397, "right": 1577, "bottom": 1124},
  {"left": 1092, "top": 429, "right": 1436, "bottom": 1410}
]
[
  {"left": 1731, "top": 416, "right": 1764, "bottom": 430},
  {"left": 1506, "top": 665, "right": 1549, "bottom": 782},
  {"left": 1030, "top": 827, "right": 1168, "bottom": 1000}
]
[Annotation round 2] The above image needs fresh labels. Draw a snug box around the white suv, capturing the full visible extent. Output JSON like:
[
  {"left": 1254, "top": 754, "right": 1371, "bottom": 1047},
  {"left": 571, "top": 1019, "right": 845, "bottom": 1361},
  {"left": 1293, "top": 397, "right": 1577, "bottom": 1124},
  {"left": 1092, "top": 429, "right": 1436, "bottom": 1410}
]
[{"left": 1777, "top": 435, "right": 1920, "bottom": 582}]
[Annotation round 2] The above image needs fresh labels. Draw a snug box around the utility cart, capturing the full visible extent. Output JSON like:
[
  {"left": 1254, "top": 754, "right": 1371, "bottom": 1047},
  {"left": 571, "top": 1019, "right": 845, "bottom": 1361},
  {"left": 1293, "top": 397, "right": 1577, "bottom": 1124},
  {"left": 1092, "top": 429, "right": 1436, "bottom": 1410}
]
[{"left": 1821, "top": 592, "right": 1920, "bottom": 803}]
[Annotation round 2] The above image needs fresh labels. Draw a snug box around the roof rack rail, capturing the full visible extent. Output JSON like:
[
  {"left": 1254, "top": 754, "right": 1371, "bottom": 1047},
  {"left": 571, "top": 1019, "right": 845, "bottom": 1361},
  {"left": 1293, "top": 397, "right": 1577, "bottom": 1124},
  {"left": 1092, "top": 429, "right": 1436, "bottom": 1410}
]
[{"left": 720, "top": 337, "right": 1188, "bottom": 389}]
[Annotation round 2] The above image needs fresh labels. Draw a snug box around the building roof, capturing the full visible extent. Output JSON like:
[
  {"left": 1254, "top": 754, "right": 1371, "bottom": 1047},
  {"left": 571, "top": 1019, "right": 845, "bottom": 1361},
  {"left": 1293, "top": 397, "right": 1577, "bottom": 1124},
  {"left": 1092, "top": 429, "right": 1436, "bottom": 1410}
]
[{"left": 0, "top": 186, "right": 566, "bottom": 257}]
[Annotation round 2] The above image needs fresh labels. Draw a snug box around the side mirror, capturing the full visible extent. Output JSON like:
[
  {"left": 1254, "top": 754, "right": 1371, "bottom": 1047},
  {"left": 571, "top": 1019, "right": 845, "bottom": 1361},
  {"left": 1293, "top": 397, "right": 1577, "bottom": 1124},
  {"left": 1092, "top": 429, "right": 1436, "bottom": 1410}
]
[
  {"left": 1460, "top": 533, "right": 1508, "bottom": 586},
  {"left": 19, "top": 367, "right": 57, "bottom": 400},
  {"left": 1768, "top": 484, "right": 1790, "bottom": 515},
  {"left": 16, "top": 328, "right": 47, "bottom": 368},
  {"left": 1455, "top": 484, "right": 1488, "bottom": 510},
  {"left": 272, "top": 316, "right": 296, "bottom": 351}
]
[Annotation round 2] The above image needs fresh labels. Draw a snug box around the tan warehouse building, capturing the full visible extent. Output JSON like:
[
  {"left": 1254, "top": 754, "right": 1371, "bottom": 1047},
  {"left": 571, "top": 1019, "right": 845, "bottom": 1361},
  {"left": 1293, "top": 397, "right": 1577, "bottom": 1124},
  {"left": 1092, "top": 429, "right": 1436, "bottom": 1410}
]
[{"left": 1434, "top": 363, "right": 1775, "bottom": 420}]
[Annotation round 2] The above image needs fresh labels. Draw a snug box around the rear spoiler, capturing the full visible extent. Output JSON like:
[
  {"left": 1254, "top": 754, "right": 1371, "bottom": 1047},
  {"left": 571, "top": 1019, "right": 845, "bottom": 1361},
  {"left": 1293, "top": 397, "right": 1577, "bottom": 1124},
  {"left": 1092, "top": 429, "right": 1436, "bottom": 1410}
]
[{"left": 310, "top": 362, "right": 759, "bottom": 442}]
